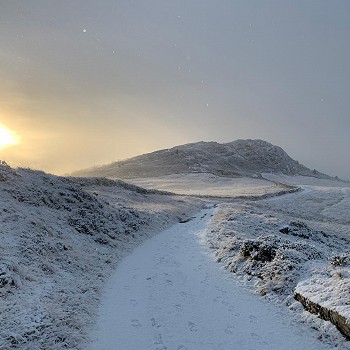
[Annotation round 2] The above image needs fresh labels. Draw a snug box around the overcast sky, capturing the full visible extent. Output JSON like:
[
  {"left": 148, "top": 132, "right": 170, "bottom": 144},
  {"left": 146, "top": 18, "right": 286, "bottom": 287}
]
[{"left": 0, "top": 0, "right": 349, "bottom": 179}]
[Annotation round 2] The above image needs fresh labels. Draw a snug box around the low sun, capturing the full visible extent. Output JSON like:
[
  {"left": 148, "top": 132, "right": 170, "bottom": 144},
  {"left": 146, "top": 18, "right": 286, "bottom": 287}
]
[{"left": 0, "top": 124, "right": 19, "bottom": 149}]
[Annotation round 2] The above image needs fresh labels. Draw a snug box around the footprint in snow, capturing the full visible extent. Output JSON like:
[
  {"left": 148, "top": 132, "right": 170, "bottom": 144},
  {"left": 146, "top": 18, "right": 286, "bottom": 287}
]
[
  {"left": 130, "top": 299, "right": 138, "bottom": 307},
  {"left": 215, "top": 286, "right": 227, "bottom": 294},
  {"left": 154, "top": 333, "right": 167, "bottom": 349},
  {"left": 188, "top": 321, "right": 198, "bottom": 332},
  {"left": 174, "top": 304, "right": 182, "bottom": 312},
  {"left": 177, "top": 346, "right": 188, "bottom": 350},
  {"left": 249, "top": 315, "right": 257, "bottom": 323},
  {"left": 156, "top": 257, "right": 166, "bottom": 265},
  {"left": 149, "top": 294, "right": 156, "bottom": 302},
  {"left": 224, "top": 325, "right": 235, "bottom": 335},
  {"left": 201, "top": 273, "right": 210, "bottom": 283},
  {"left": 213, "top": 296, "right": 222, "bottom": 303},
  {"left": 250, "top": 333, "right": 260, "bottom": 340},
  {"left": 151, "top": 318, "right": 162, "bottom": 328},
  {"left": 250, "top": 332, "right": 268, "bottom": 345},
  {"left": 172, "top": 260, "right": 181, "bottom": 267},
  {"left": 131, "top": 319, "right": 142, "bottom": 328}
]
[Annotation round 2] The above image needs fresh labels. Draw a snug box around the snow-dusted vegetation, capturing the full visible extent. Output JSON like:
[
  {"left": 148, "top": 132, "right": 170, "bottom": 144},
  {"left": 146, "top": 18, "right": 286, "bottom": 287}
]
[
  {"left": 1, "top": 149, "right": 349, "bottom": 349},
  {"left": 0, "top": 162, "right": 201, "bottom": 349},
  {"left": 205, "top": 177, "right": 350, "bottom": 347},
  {"left": 88, "top": 207, "right": 331, "bottom": 350}
]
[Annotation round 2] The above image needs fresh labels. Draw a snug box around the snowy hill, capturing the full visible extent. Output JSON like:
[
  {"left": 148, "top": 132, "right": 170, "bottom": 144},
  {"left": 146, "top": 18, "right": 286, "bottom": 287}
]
[{"left": 71, "top": 139, "right": 333, "bottom": 179}]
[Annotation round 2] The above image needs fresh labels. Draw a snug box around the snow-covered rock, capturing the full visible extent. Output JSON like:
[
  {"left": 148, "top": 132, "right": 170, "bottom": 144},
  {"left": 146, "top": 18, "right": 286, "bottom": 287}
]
[{"left": 295, "top": 254, "right": 350, "bottom": 340}]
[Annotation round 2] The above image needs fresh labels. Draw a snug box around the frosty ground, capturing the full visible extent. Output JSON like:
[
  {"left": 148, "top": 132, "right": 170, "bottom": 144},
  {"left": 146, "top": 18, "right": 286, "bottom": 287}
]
[
  {"left": 92, "top": 173, "right": 350, "bottom": 349},
  {"left": 88, "top": 207, "right": 331, "bottom": 350},
  {"left": 0, "top": 164, "right": 201, "bottom": 349},
  {"left": 1, "top": 163, "right": 350, "bottom": 349},
  {"left": 206, "top": 174, "right": 350, "bottom": 348},
  {"left": 128, "top": 173, "right": 282, "bottom": 197}
]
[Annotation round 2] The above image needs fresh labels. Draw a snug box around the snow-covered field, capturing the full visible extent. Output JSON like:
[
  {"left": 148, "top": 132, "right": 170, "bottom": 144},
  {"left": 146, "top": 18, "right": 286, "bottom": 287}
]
[
  {"left": 0, "top": 163, "right": 202, "bottom": 349},
  {"left": 89, "top": 207, "right": 330, "bottom": 350},
  {"left": 1, "top": 161, "right": 350, "bottom": 349},
  {"left": 205, "top": 176, "right": 350, "bottom": 347},
  {"left": 128, "top": 173, "right": 293, "bottom": 198}
]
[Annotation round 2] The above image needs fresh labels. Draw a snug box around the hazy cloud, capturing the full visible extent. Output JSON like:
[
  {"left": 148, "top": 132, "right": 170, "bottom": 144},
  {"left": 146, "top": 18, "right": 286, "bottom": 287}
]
[{"left": 0, "top": 0, "right": 349, "bottom": 178}]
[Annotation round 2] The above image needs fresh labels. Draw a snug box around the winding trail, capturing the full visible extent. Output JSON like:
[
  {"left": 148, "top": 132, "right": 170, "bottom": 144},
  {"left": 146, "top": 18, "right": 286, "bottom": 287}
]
[{"left": 89, "top": 207, "right": 328, "bottom": 350}]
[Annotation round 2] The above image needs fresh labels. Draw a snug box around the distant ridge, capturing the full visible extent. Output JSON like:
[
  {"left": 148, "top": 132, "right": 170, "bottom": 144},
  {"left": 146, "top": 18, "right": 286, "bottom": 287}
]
[{"left": 71, "top": 139, "right": 333, "bottom": 179}]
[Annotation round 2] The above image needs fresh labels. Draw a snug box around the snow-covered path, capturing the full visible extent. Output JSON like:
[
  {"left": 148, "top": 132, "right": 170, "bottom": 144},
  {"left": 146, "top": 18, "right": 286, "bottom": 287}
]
[{"left": 89, "top": 207, "right": 328, "bottom": 350}]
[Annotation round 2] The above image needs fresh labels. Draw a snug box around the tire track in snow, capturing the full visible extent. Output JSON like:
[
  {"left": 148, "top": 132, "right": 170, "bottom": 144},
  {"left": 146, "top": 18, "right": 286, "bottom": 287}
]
[{"left": 88, "top": 207, "right": 329, "bottom": 350}]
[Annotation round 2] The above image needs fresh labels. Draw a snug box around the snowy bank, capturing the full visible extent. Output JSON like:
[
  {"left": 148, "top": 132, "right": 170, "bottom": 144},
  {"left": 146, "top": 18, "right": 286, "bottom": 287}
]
[
  {"left": 0, "top": 163, "right": 202, "bottom": 349},
  {"left": 295, "top": 254, "right": 350, "bottom": 339},
  {"left": 205, "top": 178, "right": 350, "bottom": 347}
]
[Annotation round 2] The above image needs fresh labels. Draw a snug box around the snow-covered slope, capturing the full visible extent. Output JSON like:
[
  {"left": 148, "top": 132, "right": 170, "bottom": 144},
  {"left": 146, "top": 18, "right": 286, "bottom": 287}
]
[
  {"left": 0, "top": 162, "right": 201, "bottom": 349},
  {"left": 71, "top": 139, "right": 334, "bottom": 180},
  {"left": 205, "top": 177, "right": 350, "bottom": 347},
  {"left": 2, "top": 160, "right": 349, "bottom": 348}
]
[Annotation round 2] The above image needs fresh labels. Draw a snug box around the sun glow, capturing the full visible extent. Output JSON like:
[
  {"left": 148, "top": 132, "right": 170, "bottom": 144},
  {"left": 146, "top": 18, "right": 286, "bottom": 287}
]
[{"left": 0, "top": 124, "right": 20, "bottom": 149}]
